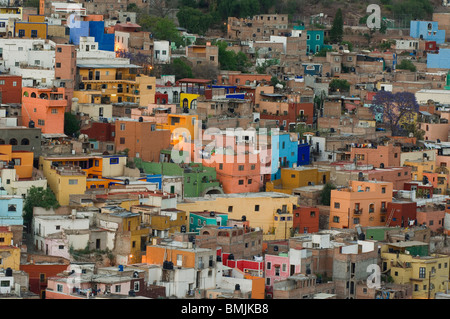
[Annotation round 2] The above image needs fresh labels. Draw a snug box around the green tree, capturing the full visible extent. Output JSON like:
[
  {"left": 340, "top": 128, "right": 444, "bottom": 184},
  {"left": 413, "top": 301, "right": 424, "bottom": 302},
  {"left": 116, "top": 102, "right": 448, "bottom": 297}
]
[
  {"left": 23, "top": 187, "right": 60, "bottom": 228},
  {"left": 162, "top": 58, "right": 193, "bottom": 80},
  {"left": 64, "top": 112, "right": 80, "bottom": 137},
  {"left": 330, "top": 8, "right": 344, "bottom": 43},
  {"left": 177, "top": 6, "right": 213, "bottom": 35},
  {"left": 397, "top": 59, "right": 417, "bottom": 72},
  {"left": 391, "top": 0, "right": 433, "bottom": 21},
  {"left": 329, "top": 79, "right": 350, "bottom": 92},
  {"left": 217, "top": 40, "right": 251, "bottom": 72},
  {"left": 320, "top": 182, "right": 336, "bottom": 206}
]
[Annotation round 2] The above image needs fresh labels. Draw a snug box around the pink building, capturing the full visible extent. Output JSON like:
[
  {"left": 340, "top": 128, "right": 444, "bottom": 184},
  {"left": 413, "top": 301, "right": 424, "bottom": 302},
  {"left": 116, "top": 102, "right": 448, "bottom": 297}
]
[
  {"left": 350, "top": 144, "right": 401, "bottom": 168},
  {"left": 420, "top": 123, "right": 449, "bottom": 142},
  {"left": 264, "top": 248, "right": 307, "bottom": 298}
]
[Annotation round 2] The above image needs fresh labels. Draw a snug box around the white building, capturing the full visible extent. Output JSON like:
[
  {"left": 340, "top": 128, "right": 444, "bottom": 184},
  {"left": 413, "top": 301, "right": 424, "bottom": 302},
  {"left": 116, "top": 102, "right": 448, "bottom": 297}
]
[
  {"left": 33, "top": 211, "right": 91, "bottom": 253},
  {"left": 0, "top": 38, "right": 56, "bottom": 87},
  {"left": 395, "top": 39, "right": 419, "bottom": 51},
  {"left": 0, "top": 168, "right": 47, "bottom": 198},
  {"left": 154, "top": 40, "right": 171, "bottom": 64}
]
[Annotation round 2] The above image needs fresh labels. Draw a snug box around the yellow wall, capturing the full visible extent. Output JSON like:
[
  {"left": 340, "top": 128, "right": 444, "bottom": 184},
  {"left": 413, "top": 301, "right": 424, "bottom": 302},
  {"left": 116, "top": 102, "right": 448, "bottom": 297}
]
[
  {"left": 382, "top": 250, "right": 450, "bottom": 299},
  {"left": 76, "top": 68, "right": 155, "bottom": 107},
  {"left": 177, "top": 194, "right": 298, "bottom": 240},
  {"left": 14, "top": 22, "right": 47, "bottom": 38},
  {"left": 180, "top": 93, "right": 200, "bottom": 109},
  {"left": 0, "top": 230, "right": 20, "bottom": 270},
  {"left": 28, "top": 15, "right": 45, "bottom": 23}
]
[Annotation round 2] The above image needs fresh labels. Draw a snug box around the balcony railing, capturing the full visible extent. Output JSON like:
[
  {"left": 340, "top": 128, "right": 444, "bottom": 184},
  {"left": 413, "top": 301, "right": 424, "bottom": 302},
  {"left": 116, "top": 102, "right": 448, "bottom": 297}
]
[{"left": 353, "top": 208, "right": 362, "bottom": 215}]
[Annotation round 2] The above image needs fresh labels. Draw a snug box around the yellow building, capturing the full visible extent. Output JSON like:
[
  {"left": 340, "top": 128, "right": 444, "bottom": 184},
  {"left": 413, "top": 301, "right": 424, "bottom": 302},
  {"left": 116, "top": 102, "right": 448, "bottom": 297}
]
[
  {"left": 156, "top": 113, "right": 199, "bottom": 145},
  {"left": 14, "top": 21, "right": 47, "bottom": 39},
  {"left": 74, "top": 65, "right": 156, "bottom": 107},
  {"left": 0, "top": 227, "right": 21, "bottom": 270},
  {"left": 177, "top": 192, "right": 298, "bottom": 240},
  {"left": 39, "top": 156, "right": 87, "bottom": 205},
  {"left": 266, "top": 167, "right": 330, "bottom": 195},
  {"left": 403, "top": 159, "right": 435, "bottom": 182},
  {"left": 380, "top": 242, "right": 450, "bottom": 299}
]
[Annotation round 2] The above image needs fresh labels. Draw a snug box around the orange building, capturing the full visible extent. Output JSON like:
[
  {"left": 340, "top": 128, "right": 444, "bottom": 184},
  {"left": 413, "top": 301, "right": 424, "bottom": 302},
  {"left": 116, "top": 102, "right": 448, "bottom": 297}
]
[
  {"left": 350, "top": 144, "right": 401, "bottom": 168},
  {"left": 203, "top": 153, "right": 262, "bottom": 194},
  {"left": 22, "top": 87, "right": 67, "bottom": 135},
  {"left": 0, "top": 145, "right": 34, "bottom": 179},
  {"left": 329, "top": 180, "right": 393, "bottom": 229},
  {"left": 114, "top": 119, "right": 171, "bottom": 162},
  {"left": 156, "top": 114, "right": 199, "bottom": 146}
]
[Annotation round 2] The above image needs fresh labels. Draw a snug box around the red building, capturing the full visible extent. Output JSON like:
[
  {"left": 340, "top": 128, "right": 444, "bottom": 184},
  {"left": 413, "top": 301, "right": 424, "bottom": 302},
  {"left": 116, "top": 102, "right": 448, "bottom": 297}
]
[
  {"left": 293, "top": 206, "right": 320, "bottom": 234},
  {"left": 155, "top": 92, "right": 169, "bottom": 104},
  {"left": 0, "top": 75, "right": 22, "bottom": 104},
  {"left": 20, "top": 256, "right": 70, "bottom": 299},
  {"left": 260, "top": 102, "right": 314, "bottom": 129},
  {"left": 80, "top": 122, "right": 115, "bottom": 142},
  {"left": 386, "top": 201, "right": 417, "bottom": 227}
]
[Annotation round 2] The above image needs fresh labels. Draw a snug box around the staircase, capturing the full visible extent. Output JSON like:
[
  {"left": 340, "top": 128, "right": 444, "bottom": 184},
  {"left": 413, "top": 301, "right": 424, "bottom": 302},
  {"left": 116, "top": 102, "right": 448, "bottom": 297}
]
[{"left": 385, "top": 208, "right": 395, "bottom": 227}]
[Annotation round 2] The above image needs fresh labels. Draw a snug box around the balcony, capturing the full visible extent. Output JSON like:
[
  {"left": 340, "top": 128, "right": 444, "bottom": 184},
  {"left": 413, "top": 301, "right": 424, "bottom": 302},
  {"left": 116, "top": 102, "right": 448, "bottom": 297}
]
[
  {"left": 353, "top": 208, "right": 362, "bottom": 215},
  {"left": 380, "top": 208, "right": 387, "bottom": 214}
]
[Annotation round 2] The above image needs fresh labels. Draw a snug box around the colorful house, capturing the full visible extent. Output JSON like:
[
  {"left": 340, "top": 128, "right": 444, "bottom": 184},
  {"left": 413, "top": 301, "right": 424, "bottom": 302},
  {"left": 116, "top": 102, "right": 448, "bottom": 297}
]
[
  {"left": 74, "top": 65, "right": 155, "bottom": 107},
  {"left": 0, "top": 195, "right": 24, "bottom": 226},
  {"left": 410, "top": 21, "right": 446, "bottom": 44},
  {"left": 0, "top": 226, "right": 21, "bottom": 270},
  {"left": 177, "top": 192, "right": 298, "bottom": 241},
  {"left": 0, "top": 144, "right": 34, "bottom": 179},
  {"left": 189, "top": 211, "right": 228, "bottom": 234},
  {"left": 329, "top": 180, "right": 394, "bottom": 229},
  {"left": 380, "top": 242, "right": 450, "bottom": 299},
  {"left": 306, "top": 30, "right": 331, "bottom": 54},
  {"left": 178, "top": 78, "right": 212, "bottom": 110},
  {"left": 271, "top": 132, "right": 299, "bottom": 180},
  {"left": 21, "top": 87, "right": 67, "bottom": 135},
  {"left": 266, "top": 167, "right": 330, "bottom": 195}
]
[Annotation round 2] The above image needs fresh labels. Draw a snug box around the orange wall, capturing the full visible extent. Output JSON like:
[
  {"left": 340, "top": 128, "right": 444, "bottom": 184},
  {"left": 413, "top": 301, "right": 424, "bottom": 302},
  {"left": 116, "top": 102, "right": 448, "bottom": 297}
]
[
  {"left": 244, "top": 274, "right": 265, "bottom": 299},
  {"left": 12, "top": 151, "right": 33, "bottom": 179},
  {"left": 22, "top": 87, "right": 66, "bottom": 134},
  {"left": 145, "top": 245, "right": 196, "bottom": 268},
  {"left": 350, "top": 144, "right": 401, "bottom": 168}
]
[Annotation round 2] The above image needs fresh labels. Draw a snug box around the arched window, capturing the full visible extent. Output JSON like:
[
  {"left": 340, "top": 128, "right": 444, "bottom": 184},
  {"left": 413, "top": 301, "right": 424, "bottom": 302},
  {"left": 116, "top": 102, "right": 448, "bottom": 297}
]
[
  {"left": 31, "top": 92, "right": 36, "bottom": 98},
  {"left": 39, "top": 93, "right": 48, "bottom": 99},
  {"left": 0, "top": 139, "right": 5, "bottom": 144},
  {"left": 9, "top": 138, "right": 17, "bottom": 145},
  {"left": 190, "top": 99, "right": 197, "bottom": 110},
  {"left": 23, "top": 91, "right": 29, "bottom": 97},
  {"left": 21, "top": 138, "right": 30, "bottom": 145}
]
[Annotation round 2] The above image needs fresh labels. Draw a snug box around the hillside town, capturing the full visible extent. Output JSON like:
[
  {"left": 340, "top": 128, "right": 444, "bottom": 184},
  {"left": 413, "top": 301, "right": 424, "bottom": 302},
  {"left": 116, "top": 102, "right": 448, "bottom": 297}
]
[{"left": 0, "top": 0, "right": 449, "bottom": 302}]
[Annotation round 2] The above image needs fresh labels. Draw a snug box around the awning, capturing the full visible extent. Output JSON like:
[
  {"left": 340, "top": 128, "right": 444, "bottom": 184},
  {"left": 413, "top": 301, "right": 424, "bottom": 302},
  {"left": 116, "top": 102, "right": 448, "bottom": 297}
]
[{"left": 419, "top": 111, "right": 432, "bottom": 116}]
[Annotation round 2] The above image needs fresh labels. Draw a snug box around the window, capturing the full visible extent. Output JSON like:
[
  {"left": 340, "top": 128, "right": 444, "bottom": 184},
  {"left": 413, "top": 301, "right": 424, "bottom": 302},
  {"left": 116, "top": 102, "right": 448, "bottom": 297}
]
[
  {"left": 333, "top": 216, "right": 340, "bottom": 223},
  {"left": 228, "top": 206, "right": 233, "bottom": 212},
  {"left": 39, "top": 274, "right": 45, "bottom": 283},
  {"left": 248, "top": 179, "right": 252, "bottom": 184},
  {"left": 251, "top": 164, "right": 256, "bottom": 170},
  {"left": 57, "top": 284, "right": 63, "bottom": 292},
  {"left": 115, "top": 285, "right": 121, "bottom": 293},
  {"left": 58, "top": 245, "right": 64, "bottom": 249},
  {"left": 133, "top": 281, "right": 140, "bottom": 292},
  {"left": 255, "top": 205, "right": 260, "bottom": 211},
  {"left": 316, "top": 34, "right": 320, "bottom": 40},
  {"left": 8, "top": 204, "right": 16, "bottom": 212},
  {"left": 381, "top": 187, "right": 386, "bottom": 194},
  {"left": 57, "top": 47, "right": 62, "bottom": 52},
  {"left": 238, "top": 180, "right": 244, "bottom": 185},
  {"left": 238, "top": 165, "right": 244, "bottom": 171},
  {"left": 56, "top": 63, "right": 61, "bottom": 68},
  {"left": 18, "top": 29, "right": 25, "bottom": 37},
  {"left": 219, "top": 163, "right": 223, "bottom": 170},
  {"left": 334, "top": 202, "right": 340, "bottom": 209},
  {"left": 310, "top": 211, "right": 315, "bottom": 217},
  {"left": 68, "top": 179, "right": 78, "bottom": 185},
  {"left": 267, "top": 262, "right": 271, "bottom": 270},
  {"left": 419, "top": 267, "right": 426, "bottom": 278},
  {"left": 110, "top": 157, "right": 119, "bottom": 165},
  {"left": 119, "top": 137, "right": 125, "bottom": 144},
  {"left": 51, "top": 109, "right": 58, "bottom": 114},
  {"left": 120, "top": 123, "right": 126, "bottom": 130},
  {"left": 38, "top": 119, "right": 45, "bottom": 126}
]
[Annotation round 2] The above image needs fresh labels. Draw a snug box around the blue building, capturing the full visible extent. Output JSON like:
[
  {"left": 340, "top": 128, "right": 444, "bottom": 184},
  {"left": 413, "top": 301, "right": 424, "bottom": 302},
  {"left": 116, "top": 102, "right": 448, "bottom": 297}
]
[
  {"left": 271, "top": 132, "right": 298, "bottom": 180},
  {"left": 427, "top": 49, "right": 450, "bottom": 69},
  {"left": 0, "top": 196, "right": 23, "bottom": 226},
  {"left": 297, "top": 142, "right": 311, "bottom": 166},
  {"left": 410, "top": 21, "right": 446, "bottom": 44},
  {"left": 70, "top": 20, "right": 115, "bottom": 51},
  {"left": 146, "top": 174, "right": 163, "bottom": 189}
]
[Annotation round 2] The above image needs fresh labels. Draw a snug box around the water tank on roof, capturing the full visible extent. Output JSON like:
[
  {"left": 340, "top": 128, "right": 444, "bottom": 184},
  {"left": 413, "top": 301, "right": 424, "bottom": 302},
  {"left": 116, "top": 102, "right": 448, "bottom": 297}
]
[
  {"left": 163, "top": 261, "right": 174, "bottom": 270},
  {"left": 228, "top": 254, "right": 234, "bottom": 260}
]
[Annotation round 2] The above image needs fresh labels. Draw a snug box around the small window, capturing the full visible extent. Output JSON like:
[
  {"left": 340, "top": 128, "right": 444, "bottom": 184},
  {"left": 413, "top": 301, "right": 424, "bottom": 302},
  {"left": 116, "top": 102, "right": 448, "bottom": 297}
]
[
  {"left": 255, "top": 205, "right": 260, "bottom": 211},
  {"left": 334, "top": 202, "right": 340, "bottom": 209},
  {"left": 68, "top": 179, "right": 78, "bottom": 185}
]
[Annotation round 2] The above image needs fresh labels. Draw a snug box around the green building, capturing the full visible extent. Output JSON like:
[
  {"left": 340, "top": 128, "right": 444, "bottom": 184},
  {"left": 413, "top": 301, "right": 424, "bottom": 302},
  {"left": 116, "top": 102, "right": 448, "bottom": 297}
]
[
  {"left": 134, "top": 159, "right": 224, "bottom": 197},
  {"left": 189, "top": 211, "right": 228, "bottom": 234}
]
